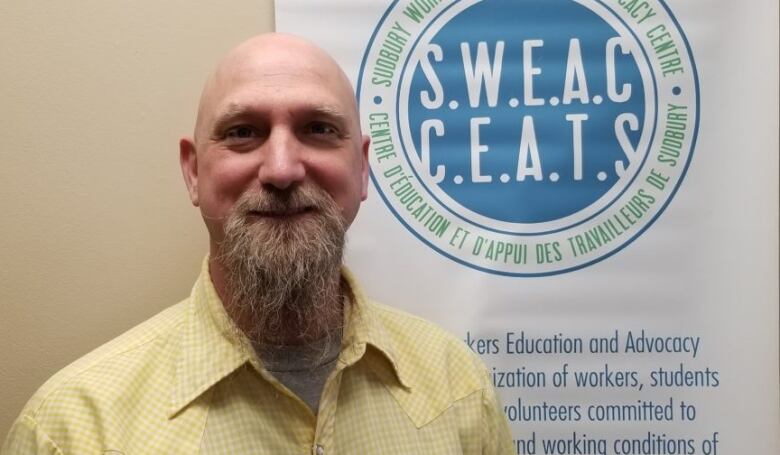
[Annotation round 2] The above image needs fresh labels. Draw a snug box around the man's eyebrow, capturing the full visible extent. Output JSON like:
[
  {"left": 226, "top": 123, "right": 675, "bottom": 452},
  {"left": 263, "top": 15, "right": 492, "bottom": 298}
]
[
  {"left": 210, "top": 103, "right": 351, "bottom": 133},
  {"left": 209, "top": 104, "right": 254, "bottom": 136},
  {"left": 303, "top": 105, "right": 351, "bottom": 125}
]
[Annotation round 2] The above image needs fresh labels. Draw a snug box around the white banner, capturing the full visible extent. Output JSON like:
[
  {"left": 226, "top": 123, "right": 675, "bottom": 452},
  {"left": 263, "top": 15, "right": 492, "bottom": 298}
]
[{"left": 278, "top": 1, "right": 779, "bottom": 453}]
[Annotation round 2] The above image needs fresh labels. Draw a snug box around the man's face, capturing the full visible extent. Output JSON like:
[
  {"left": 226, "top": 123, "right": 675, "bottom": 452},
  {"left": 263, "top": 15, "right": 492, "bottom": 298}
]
[{"left": 180, "top": 36, "right": 370, "bottom": 251}]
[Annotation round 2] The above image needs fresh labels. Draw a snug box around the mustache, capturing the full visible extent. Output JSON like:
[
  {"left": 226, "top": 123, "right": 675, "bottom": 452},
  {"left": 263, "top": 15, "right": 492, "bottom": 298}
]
[{"left": 233, "top": 186, "right": 336, "bottom": 220}]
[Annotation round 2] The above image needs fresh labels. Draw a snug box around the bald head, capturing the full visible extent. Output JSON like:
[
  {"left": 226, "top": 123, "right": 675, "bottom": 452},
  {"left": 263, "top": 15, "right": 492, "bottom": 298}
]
[{"left": 193, "top": 33, "right": 360, "bottom": 145}]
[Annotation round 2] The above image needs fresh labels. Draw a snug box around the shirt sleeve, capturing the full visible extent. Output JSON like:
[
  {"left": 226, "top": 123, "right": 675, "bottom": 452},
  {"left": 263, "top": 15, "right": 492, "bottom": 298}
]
[{"left": 2, "top": 415, "right": 64, "bottom": 455}]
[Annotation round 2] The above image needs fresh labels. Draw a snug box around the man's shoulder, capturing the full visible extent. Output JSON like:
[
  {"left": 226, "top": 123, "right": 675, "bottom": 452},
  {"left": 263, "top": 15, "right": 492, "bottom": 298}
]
[
  {"left": 19, "top": 299, "right": 190, "bottom": 418},
  {"left": 369, "top": 300, "right": 470, "bottom": 353},
  {"left": 366, "top": 300, "right": 490, "bottom": 403}
]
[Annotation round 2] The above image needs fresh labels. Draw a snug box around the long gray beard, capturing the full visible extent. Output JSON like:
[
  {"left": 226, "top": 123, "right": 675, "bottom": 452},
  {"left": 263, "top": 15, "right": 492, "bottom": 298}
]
[{"left": 217, "top": 184, "right": 346, "bottom": 347}]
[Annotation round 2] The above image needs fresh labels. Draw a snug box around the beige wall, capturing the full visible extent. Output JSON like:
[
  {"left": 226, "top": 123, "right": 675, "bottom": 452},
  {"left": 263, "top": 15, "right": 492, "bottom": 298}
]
[{"left": 0, "top": 0, "right": 275, "bottom": 437}]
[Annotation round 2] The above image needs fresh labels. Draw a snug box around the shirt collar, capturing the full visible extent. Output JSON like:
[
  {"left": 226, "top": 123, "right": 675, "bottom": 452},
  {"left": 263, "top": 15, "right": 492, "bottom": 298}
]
[
  {"left": 169, "top": 258, "right": 410, "bottom": 418},
  {"left": 339, "top": 268, "right": 411, "bottom": 390},
  {"left": 168, "top": 257, "right": 255, "bottom": 418}
]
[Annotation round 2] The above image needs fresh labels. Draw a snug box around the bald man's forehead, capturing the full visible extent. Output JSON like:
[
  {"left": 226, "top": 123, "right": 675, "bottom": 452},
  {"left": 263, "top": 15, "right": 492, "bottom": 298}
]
[
  {"left": 214, "top": 64, "right": 345, "bottom": 97},
  {"left": 194, "top": 45, "right": 360, "bottom": 142},
  {"left": 208, "top": 64, "right": 357, "bottom": 116}
]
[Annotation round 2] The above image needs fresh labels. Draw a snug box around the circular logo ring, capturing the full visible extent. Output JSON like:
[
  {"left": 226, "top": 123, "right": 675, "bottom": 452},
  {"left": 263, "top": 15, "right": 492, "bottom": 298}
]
[{"left": 358, "top": 0, "right": 699, "bottom": 276}]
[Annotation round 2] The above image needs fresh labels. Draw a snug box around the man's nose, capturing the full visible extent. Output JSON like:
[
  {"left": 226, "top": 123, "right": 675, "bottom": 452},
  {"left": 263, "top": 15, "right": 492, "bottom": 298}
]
[{"left": 257, "top": 129, "right": 306, "bottom": 189}]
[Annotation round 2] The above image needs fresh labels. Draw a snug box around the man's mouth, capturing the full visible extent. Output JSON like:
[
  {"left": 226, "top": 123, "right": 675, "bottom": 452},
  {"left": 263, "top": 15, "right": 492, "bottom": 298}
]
[{"left": 246, "top": 206, "right": 317, "bottom": 220}]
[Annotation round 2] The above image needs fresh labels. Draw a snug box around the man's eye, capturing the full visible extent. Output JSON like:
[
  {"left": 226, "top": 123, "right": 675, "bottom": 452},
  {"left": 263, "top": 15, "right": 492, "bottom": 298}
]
[
  {"left": 306, "top": 122, "right": 339, "bottom": 136},
  {"left": 224, "top": 125, "right": 259, "bottom": 140}
]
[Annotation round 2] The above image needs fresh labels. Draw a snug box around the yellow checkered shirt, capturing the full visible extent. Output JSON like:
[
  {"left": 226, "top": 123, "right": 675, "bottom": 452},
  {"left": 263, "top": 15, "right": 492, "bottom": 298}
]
[{"left": 3, "top": 260, "right": 512, "bottom": 454}]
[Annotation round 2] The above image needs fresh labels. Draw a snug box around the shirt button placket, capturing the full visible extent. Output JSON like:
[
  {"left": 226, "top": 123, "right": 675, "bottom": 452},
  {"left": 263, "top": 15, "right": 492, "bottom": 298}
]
[{"left": 314, "top": 444, "right": 325, "bottom": 455}]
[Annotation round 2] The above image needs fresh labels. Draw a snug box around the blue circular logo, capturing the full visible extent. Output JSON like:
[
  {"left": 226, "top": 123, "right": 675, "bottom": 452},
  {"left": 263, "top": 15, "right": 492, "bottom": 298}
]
[{"left": 359, "top": 0, "right": 699, "bottom": 276}]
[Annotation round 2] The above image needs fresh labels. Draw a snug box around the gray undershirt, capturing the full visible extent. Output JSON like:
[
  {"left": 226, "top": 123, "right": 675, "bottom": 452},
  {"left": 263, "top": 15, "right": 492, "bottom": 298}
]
[{"left": 259, "top": 333, "right": 342, "bottom": 413}]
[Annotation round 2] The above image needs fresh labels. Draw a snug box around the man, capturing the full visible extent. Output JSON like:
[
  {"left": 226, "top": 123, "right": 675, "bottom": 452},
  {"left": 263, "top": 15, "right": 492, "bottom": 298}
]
[{"left": 3, "top": 34, "right": 512, "bottom": 454}]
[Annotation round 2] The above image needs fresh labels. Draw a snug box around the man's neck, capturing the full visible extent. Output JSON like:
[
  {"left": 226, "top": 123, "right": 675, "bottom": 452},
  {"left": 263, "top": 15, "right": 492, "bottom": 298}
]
[{"left": 208, "top": 254, "right": 231, "bottom": 307}]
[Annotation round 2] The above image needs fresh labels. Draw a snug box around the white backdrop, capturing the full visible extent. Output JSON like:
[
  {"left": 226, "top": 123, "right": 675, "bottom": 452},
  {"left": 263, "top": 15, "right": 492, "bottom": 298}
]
[{"left": 278, "top": 1, "right": 778, "bottom": 453}]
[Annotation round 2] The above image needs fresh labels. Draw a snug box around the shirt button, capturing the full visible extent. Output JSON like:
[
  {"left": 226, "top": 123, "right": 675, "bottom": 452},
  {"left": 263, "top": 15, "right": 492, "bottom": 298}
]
[{"left": 315, "top": 444, "right": 324, "bottom": 455}]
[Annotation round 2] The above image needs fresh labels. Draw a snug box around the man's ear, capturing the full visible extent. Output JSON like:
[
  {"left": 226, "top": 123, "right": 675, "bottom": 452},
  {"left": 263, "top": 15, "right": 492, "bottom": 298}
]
[
  {"left": 360, "top": 134, "right": 370, "bottom": 201},
  {"left": 179, "top": 137, "right": 200, "bottom": 207}
]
